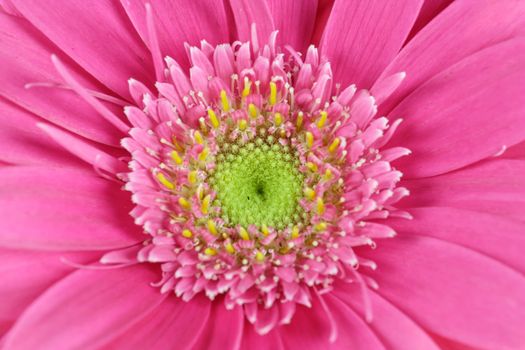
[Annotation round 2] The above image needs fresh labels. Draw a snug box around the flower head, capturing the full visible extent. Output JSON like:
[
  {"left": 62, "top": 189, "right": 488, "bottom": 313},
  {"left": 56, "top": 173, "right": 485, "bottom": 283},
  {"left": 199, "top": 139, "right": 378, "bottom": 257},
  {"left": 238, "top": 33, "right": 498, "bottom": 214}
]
[{"left": 121, "top": 32, "right": 408, "bottom": 331}]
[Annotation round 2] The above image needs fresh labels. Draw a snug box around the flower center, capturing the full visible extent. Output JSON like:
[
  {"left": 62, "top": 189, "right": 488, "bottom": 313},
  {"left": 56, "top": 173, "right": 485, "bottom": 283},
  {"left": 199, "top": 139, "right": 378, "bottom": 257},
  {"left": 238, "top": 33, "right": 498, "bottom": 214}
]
[{"left": 211, "top": 138, "right": 304, "bottom": 229}]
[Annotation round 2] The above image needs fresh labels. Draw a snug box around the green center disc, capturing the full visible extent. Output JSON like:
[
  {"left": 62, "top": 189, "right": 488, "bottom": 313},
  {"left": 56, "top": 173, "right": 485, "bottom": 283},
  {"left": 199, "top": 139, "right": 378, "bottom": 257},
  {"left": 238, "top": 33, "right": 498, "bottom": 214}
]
[{"left": 211, "top": 139, "right": 304, "bottom": 229}]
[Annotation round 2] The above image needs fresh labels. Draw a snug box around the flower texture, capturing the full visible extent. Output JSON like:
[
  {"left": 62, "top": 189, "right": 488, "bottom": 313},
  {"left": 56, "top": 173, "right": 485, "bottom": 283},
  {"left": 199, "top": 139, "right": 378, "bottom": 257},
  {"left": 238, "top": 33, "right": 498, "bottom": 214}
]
[{"left": 1, "top": 1, "right": 525, "bottom": 349}]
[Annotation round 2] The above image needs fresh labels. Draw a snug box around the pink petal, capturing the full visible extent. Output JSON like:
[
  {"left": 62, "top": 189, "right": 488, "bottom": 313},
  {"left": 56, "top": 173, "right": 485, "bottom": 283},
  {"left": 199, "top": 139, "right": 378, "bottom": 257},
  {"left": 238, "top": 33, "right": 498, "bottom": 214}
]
[
  {"left": 320, "top": 0, "right": 423, "bottom": 88},
  {"left": 0, "top": 249, "right": 98, "bottom": 321},
  {"left": 38, "top": 123, "right": 128, "bottom": 175},
  {"left": 267, "top": 0, "right": 318, "bottom": 52},
  {"left": 3, "top": 265, "right": 164, "bottom": 349},
  {"left": 0, "top": 0, "right": 20, "bottom": 16},
  {"left": 192, "top": 303, "right": 244, "bottom": 350},
  {"left": 0, "top": 98, "right": 81, "bottom": 167},
  {"left": 402, "top": 159, "right": 525, "bottom": 222},
  {"left": 10, "top": 0, "right": 154, "bottom": 99},
  {"left": 101, "top": 295, "right": 211, "bottom": 350},
  {"left": 279, "top": 295, "right": 385, "bottom": 349},
  {"left": 334, "top": 284, "right": 444, "bottom": 350},
  {"left": 311, "top": 0, "right": 334, "bottom": 45},
  {"left": 0, "top": 166, "right": 141, "bottom": 251},
  {"left": 389, "top": 38, "right": 525, "bottom": 178},
  {"left": 377, "top": 0, "right": 525, "bottom": 113},
  {"left": 324, "top": 295, "right": 386, "bottom": 350},
  {"left": 120, "top": 0, "right": 231, "bottom": 70},
  {"left": 363, "top": 235, "right": 525, "bottom": 349},
  {"left": 406, "top": 0, "right": 453, "bottom": 41},
  {"left": 229, "top": 0, "right": 275, "bottom": 46},
  {"left": 0, "top": 12, "right": 124, "bottom": 146},
  {"left": 503, "top": 141, "right": 525, "bottom": 160},
  {"left": 240, "top": 327, "right": 285, "bottom": 350},
  {"left": 387, "top": 207, "right": 525, "bottom": 273}
]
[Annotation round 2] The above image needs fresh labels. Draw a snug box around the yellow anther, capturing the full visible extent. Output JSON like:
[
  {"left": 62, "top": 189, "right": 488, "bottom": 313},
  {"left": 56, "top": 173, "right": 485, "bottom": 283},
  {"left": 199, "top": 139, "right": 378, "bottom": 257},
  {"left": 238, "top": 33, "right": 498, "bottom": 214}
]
[
  {"left": 194, "top": 131, "right": 204, "bottom": 145},
  {"left": 225, "top": 242, "right": 235, "bottom": 254},
  {"left": 274, "top": 112, "right": 283, "bottom": 127},
  {"left": 156, "top": 172, "right": 175, "bottom": 190},
  {"left": 261, "top": 224, "right": 270, "bottom": 236},
  {"left": 291, "top": 225, "right": 300, "bottom": 239},
  {"left": 207, "top": 109, "right": 220, "bottom": 129},
  {"left": 296, "top": 111, "right": 304, "bottom": 129},
  {"left": 248, "top": 103, "right": 258, "bottom": 119},
  {"left": 315, "top": 222, "right": 328, "bottom": 232},
  {"left": 238, "top": 119, "right": 248, "bottom": 131},
  {"left": 239, "top": 227, "right": 250, "bottom": 241},
  {"left": 328, "top": 137, "right": 341, "bottom": 153},
  {"left": 178, "top": 197, "right": 191, "bottom": 210},
  {"left": 196, "top": 184, "right": 204, "bottom": 200},
  {"left": 323, "top": 168, "right": 333, "bottom": 181},
  {"left": 207, "top": 219, "right": 218, "bottom": 236},
  {"left": 198, "top": 147, "right": 210, "bottom": 162},
  {"left": 306, "top": 131, "right": 314, "bottom": 148},
  {"left": 255, "top": 251, "right": 265, "bottom": 262},
  {"left": 317, "top": 111, "right": 328, "bottom": 128},
  {"left": 242, "top": 78, "right": 251, "bottom": 97},
  {"left": 201, "top": 194, "right": 211, "bottom": 214},
  {"left": 182, "top": 229, "right": 193, "bottom": 238},
  {"left": 171, "top": 150, "right": 183, "bottom": 165},
  {"left": 306, "top": 162, "right": 318, "bottom": 172},
  {"left": 304, "top": 187, "right": 316, "bottom": 201},
  {"left": 316, "top": 197, "right": 325, "bottom": 215},
  {"left": 204, "top": 247, "right": 217, "bottom": 256},
  {"left": 188, "top": 170, "right": 198, "bottom": 184},
  {"left": 220, "top": 90, "right": 230, "bottom": 112},
  {"left": 269, "top": 81, "right": 277, "bottom": 106}
]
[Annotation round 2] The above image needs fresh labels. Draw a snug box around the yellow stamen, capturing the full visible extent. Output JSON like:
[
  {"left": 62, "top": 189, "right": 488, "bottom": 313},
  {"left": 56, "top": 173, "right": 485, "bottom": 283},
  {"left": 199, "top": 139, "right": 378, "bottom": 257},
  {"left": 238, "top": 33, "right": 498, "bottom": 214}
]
[
  {"left": 304, "top": 187, "right": 316, "bottom": 201},
  {"left": 156, "top": 173, "right": 174, "bottom": 190},
  {"left": 220, "top": 90, "right": 230, "bottom": 112},
  {"left": 261, "top": 224, "right": 270, "bottom": 236},
  {"left": 201, "top": 194, "right": 211, "bottom": 214},
  {"left": 239, "top": 227, "right": 250, "bottom": 241},
  {"left": 188, "top": 170, "right": 198, "bottom": 184},
  {"left": 315, "top": 222, "right": 327, "bottom": 231},
  {"left": 306, "top": 162, "right": 318, "bottom": 172},
  {"left": 317, "top": 111, "right": 328, "bottom": 128},
  {"left": 248, "top": 103, "right": 258, "bottom": 119},
  {"left": 171, "top": 150, "right": 183, "bottom": 165},
  {"left": 255, "top": 251, "right": 265, "bottom": 262},
  {"left": 198, "top": 147, "right": 210, "bottom": 162},
  {"left": 238, "top": 119, "right": 248, "bottom": 131},
  {"left": 316, "top": 197, "right": 325, "bottom": 215},
  {"left": 296, "top": 111, "right": 304, "bottom": 129},
  {"left": 242, "top": 78, "right": 251, "bottom": 98},
  {"left": 207, "top": 109, "right": 220, "bottom": 129},
  {"left": 178, "top": 197, "right": 191, "bottom": 210},
  {"left": 274, "top": 112, "right": 283, "bottom": 127},
  {"left": 328, "top": 137, "right": 341, "bottom": 153},
  {"left": 194, "top": 131, "right": 204, "bottom": 145},
  {"left": 204, "top": 247, "right": 217, "bottom": 256},
  {"left": 306, "top": 131, "right": 314, "bottom": 148},
  {"left": 225, "top": 242, "right": 235, "bottom": 254},
  {"left": 291, "top": 225, "right": 300, "bottom": 239},
  {"left": 182, "top": 229, "right": 193, "bottom": 238},
  {"left": 269, "top": 81, "right": 277, "bottom": 106},
  {"left": 323, "top": 168, "right": 333, "bottom": 181},
  {"left": 207, "top": 219, "right": 218, "bottom": 236}
]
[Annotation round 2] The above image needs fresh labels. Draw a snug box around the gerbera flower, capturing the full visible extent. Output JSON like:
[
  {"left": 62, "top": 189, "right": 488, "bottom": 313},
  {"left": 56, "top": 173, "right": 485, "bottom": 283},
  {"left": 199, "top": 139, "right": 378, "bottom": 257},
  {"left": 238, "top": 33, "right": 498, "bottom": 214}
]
[{"left": 1, "top": 0, "right": 524, "bottom": 349}]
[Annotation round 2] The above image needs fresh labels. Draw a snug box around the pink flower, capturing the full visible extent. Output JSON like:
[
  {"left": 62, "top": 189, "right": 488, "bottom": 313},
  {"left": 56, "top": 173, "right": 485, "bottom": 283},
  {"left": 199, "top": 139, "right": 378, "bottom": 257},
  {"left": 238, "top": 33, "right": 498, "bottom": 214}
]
[{"left": 1, "top": 0, "right": 524, "bottom": 349}]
